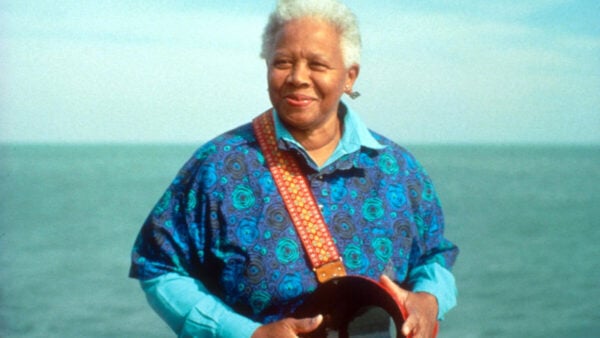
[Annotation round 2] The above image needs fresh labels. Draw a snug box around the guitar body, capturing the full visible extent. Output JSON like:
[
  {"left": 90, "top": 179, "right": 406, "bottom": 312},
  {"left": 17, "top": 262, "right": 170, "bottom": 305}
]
[{"left": 292, "top": 276, "right": 409, "bottom": 338}]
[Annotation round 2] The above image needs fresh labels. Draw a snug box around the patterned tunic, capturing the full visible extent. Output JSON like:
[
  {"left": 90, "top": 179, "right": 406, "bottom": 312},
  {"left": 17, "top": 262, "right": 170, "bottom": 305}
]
[{"left": 130, "top": 110, "right": 458, "bottom": 323}]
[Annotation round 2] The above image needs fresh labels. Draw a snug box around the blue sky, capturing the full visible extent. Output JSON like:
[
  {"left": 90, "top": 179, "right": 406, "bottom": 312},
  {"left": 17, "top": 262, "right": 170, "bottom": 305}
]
[{"left": 1, "top": 0, "right": 599, "bottom": 144}]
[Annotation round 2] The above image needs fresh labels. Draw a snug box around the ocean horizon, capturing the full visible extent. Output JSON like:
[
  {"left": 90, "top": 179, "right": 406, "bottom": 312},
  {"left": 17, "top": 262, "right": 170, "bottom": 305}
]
[{"left": 1, "top": 143, "right": 599, "bottom": 337}]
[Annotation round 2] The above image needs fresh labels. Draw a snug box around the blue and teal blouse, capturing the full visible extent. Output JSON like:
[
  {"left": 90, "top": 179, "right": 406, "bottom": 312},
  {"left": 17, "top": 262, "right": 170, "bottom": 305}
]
[{"left": 130, "top": 104, "right": 459, "bottom": 332}]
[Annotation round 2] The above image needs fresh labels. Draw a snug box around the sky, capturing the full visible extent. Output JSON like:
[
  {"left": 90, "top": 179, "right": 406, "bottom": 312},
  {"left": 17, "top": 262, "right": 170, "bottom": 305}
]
[{"left": 1, "top": 0, "right": 599, "bottom": 144}]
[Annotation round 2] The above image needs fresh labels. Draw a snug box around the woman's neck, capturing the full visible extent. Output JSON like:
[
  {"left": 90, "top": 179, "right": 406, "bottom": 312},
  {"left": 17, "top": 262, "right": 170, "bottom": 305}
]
[{"left": 290, "top": 118, "right": 342, "bottom": 167}]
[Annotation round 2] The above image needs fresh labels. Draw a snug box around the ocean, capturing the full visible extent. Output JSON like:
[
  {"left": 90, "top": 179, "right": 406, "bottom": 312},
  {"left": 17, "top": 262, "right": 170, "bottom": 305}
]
[{"left": 1, "top": 144, "right": 598, "bottom": 337}]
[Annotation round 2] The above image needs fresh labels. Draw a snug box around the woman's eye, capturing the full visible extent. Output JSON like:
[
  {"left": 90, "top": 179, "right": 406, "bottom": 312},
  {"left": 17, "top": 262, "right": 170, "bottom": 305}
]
[
  {"left": 273, "top": 60, "right": 292, "bottom": 68},
  {"left": 310, "top": 62, "right": 328, "bottom": 70}
]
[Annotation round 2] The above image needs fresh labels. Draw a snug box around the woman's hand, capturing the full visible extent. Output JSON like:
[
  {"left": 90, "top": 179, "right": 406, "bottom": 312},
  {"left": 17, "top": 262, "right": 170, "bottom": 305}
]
[
  {"left": 251, "top": 314, "right": 323, "bottom": 338},
  {"left": 380, "top": 275, "right": 438, "bottom": 338}
]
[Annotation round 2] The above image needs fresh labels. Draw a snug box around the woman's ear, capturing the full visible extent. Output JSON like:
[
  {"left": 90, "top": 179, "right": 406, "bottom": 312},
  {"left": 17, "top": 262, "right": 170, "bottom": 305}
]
[
  {"left": 345, "top": 64, "right": 360, "bottom": 98},
  {"left": 346, "top": 64, "right": 360, "bottom": 88}
]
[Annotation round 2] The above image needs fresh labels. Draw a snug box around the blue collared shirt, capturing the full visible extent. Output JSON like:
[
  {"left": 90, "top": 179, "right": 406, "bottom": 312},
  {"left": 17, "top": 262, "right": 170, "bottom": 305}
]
[
  {"left": 132, "top": 104, "right": 458, "bottom": 337},
  {"left": 273, "top": 107, "right": 386, "bottom": 168}
]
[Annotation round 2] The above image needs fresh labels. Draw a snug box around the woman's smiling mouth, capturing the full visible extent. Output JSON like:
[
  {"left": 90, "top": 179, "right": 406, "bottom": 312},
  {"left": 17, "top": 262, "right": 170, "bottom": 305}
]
[{"left": 285, "top": 94, "right": 315, "bottom": 108}]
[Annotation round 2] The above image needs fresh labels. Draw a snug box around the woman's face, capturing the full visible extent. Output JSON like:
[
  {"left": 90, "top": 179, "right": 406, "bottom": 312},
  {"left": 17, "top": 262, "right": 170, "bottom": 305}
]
[{"left": 267, "top": 17, "right": 359, "bottom": 133}]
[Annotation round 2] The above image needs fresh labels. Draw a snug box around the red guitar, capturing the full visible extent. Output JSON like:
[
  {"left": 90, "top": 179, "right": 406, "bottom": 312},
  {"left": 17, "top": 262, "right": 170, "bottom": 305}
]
[{"left": 293, "top": 275, "right": 438, "bottom": 338}]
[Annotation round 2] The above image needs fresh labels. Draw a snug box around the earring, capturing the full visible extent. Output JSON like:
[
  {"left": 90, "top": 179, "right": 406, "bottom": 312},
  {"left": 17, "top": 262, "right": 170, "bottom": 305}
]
[
  {"left": 348, "top": 91, "right": 361, "bottom": 99},
  {"left": 345, "top": 85, "right": 360, "bottom": 99}
]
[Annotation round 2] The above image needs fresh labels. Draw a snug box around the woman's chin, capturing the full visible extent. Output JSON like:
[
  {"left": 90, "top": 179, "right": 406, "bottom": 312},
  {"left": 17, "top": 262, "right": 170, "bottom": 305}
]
[{"left": 279, "top": 112, "right": 318, "bottom": 131}]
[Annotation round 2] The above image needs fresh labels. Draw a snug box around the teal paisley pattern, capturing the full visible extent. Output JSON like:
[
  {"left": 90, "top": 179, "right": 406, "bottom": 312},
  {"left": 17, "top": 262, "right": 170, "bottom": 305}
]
[
  {"left": 276, "top": 238, "right": 300, "bottom": 264},
  {"left": 232, "top": 185, "right": 255, "bottom": 210},
  {"left": 362, "top": 197, "right": 385, "bottom": 222},
  {"left": 372, "top": 237, "right": 394, "bottom": 262}
]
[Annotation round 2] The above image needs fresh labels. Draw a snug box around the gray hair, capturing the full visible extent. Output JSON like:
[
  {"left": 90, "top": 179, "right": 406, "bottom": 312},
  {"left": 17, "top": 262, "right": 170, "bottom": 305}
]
[{"left": 260, "top": 0, "right": 361, "bottom": 68}]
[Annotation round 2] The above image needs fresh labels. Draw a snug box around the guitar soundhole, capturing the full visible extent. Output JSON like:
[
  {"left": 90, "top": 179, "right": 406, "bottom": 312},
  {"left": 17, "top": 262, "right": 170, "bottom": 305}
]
[
  {"left": 337, "top": 306, "right": 395, "bottom": 337},
  {"left": 294, "top": 276, "right": 404, "bottom": 338}
]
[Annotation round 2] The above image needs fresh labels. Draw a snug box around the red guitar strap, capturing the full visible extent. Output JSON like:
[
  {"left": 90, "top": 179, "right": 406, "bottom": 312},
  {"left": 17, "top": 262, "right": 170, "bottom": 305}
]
[{"left": 253, "top": 110, "right": 346, "bottom": 283}]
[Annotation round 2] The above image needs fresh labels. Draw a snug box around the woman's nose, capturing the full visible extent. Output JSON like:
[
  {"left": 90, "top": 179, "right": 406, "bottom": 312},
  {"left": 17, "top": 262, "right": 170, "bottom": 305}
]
[{"left": 287, "top": 63, "right": 310, "bottom": 86}]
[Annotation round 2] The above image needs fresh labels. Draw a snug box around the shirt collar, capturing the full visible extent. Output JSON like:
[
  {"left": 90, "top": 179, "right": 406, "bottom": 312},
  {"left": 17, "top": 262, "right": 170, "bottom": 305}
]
[{"left": 272, "top": 102, "right": 386, "bottom": 168}]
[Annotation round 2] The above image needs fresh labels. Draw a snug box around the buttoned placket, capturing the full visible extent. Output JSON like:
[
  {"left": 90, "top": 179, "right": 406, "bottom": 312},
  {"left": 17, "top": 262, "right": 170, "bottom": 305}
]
[{"left": 309, "top": 173, "right": 326, "bottom": 213}]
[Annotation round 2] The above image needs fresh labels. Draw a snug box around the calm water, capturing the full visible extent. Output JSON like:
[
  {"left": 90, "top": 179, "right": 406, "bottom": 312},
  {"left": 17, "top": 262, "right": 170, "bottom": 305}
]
[{"left": 1, "top": 144, "right": 599, "bottom": 337}]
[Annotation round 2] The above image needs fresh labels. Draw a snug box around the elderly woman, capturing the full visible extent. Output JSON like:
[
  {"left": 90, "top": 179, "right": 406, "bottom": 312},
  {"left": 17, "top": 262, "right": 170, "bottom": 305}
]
[{"left": 130, "top": 0, "right": 458, "bottom": 337}]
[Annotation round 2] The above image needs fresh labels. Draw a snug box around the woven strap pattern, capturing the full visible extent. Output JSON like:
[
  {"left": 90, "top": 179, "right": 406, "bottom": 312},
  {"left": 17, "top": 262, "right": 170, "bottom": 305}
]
[{"left": 253, "top": 111, "right": 344, "bottom": 275}]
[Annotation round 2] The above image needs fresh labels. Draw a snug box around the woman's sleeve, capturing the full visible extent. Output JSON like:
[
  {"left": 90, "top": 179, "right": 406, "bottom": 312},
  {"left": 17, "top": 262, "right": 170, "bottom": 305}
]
[
  {"left": 407, "top": 263, "right": 457, "bottom": 320},
  {"left": 141, "top": 273, "right": 261, "bottom": 338},
  {"left": 130, "top": 148, "right": 261, "bottom": 336},
  {"left": 408, "top": 159, "right": 460, "bottom": 319}
]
